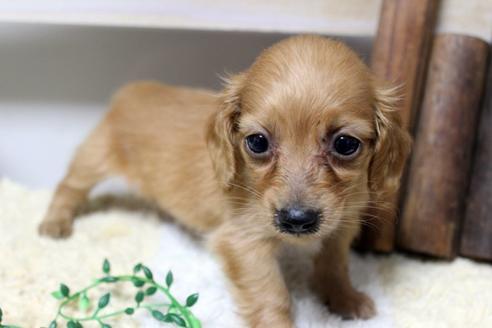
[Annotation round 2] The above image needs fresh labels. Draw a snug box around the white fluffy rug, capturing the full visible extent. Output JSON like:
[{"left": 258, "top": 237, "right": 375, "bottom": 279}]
[{"left": 1, "top": 179, "right": 491, "bottom": 328}]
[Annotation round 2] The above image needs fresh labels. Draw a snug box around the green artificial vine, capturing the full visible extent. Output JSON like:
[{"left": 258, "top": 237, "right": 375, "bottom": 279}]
[
  {"left": 0, "top": 260, "right": 201, "bottom": 328},
  {"left": 0, "top": 307, "right": 21, "bottom": 328}
]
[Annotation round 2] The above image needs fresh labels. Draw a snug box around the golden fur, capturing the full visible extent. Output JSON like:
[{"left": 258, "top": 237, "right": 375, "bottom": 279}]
[{"left": 39, "top": 35, "right": 411, "bottom": 327}]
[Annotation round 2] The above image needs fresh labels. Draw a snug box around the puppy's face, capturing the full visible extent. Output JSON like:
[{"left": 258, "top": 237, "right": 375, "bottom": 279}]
[{"left": 208, "top": 36, "right": 411, "bottom": 242}]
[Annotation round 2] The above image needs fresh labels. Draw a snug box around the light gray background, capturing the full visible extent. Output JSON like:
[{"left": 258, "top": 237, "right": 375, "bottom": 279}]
[{"left": 0, "top": 23, "right": 371, "bottom": 188}]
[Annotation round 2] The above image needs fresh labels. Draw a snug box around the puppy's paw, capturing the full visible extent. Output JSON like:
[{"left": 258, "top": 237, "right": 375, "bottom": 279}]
[
  {"left": 328, "top": 290, "right": 376, "bottom": 320},
  {"left": 38, "top": 219, "right": 73, "bottom": 239}
]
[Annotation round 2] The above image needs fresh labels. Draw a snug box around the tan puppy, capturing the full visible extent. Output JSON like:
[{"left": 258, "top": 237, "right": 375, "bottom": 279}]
[{"left": 39, "top": 35, "right": 411, "bottom": 327}]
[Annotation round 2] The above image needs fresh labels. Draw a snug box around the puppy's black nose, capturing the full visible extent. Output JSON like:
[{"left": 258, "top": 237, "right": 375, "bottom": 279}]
[{"left": 275, "top": 206, "right": 321, "bottom": 234}]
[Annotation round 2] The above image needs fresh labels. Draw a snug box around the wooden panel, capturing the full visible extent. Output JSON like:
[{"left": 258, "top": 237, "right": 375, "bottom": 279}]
[
  {"left": 359, "top": 0, "right": 439, "bottom": 251},
  {"left": 399, "top": 34, "right": 489, "bottom": 259},
  {"left": 460, "top": 50, "right": 492, "bottom": 261}
]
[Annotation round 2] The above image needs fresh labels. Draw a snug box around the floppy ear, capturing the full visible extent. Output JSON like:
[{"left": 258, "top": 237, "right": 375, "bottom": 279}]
[
  {"left": 206, "top": 73, "right": 246, "bottom": 189},
  {"left": 368, "top": 83, "right": 412, "bottom": 197}
]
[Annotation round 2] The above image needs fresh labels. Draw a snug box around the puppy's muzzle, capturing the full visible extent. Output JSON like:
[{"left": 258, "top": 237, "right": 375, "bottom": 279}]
[{"left": 274, "top": 206, "right": 321, "bottom": 235}]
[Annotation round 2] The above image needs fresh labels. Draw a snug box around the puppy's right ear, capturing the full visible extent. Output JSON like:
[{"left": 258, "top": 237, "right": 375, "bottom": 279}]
[{"left": 207, "top": 73, "right": 246, "bottom": 189}]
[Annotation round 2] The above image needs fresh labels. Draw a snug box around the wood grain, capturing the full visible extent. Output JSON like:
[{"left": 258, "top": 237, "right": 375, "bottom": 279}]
[
  {"left": 359, "top": 0, "right": 439, "bottom": 251},
  {"left": 399, "top": 34, "right": 489, "bottom": 259},
  {"left": 460, "top": 48, "right": 492, "bottom": 261}
]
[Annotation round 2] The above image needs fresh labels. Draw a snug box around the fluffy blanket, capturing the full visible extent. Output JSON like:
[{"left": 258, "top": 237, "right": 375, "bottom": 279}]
[{"left": 0, "top": 179, "right": 490, "bottom": 327}]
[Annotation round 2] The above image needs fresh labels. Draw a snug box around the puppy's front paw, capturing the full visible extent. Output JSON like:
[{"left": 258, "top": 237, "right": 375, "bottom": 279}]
[
  {"left": 328, "top": 289, "right": 376, "bottom": 320},
  {"left": 38, "top": 219, "right": 73, "bottom": 239}
]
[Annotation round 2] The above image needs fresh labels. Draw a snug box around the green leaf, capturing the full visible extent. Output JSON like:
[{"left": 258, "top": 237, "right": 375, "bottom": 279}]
[
  {"left": 142, "top": 266, "right": 153, "bottom": 280},
  {"left": 75, "top": 322, "right": 83, "bottom": 328},
  {"left": 168, "top": 313, "right": 186, "bottom": 327},
  {"left": 102, "top": 259, "right": 111, "bottom": 275},
  {"left": 101, "top": 276, "right": 119, "bottom": 283},
  {"left": 151, "top": 310, "right": 166, "bottom": 321},
  {"left": 49, "top": 320, "right": 57, "bottom": 328},
  {"left": 78, "top": 293, "right": 90, "bottom": 311},
  {"left": 0, "top": 307, "right": 3, "bottom": 323},
  {"left": 188, "top": 316, "right": 201, "bottom": 328},
  {"left": 145, "top": 286, "right": 157, "bottom": 296},
  {"left": 186, "top": 293, "right": 199, "bottom": 307},
  {"left": 135, "top": 291, "right": 144, "bottom": 304},
  {"left": 165, "top": 271, "right": 173, "bottom": 288},
  {"left": 124, "top": 307, "right": 135, "bottom": 315},
  {"left": 67, "top": 321, "right": 77, "bottom": 328},
  {"left": 101, "top": 324, "right": 111, "bottom": 328},
  {"left": 51, "top": 290, "right": 64, "bottom": 300},
  {"left": 133, "top": 263, "right": 142, "bottom": 274},
  {"left": 98, "top": 293, "right": 111, "bottom": 309},
  {"left": 131, "top": 277, "right": 145, "bottom": 287},
  {"left": 60, "top": 284, "right": 70, "bottom": 298}
]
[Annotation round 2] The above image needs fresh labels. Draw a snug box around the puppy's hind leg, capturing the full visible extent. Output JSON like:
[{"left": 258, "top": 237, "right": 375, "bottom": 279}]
[{"left": 39, "top": 124, "right": 113, "bottom": 238}]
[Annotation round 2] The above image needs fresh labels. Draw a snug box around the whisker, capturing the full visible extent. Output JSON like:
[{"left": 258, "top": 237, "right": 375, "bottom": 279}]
[{"left": 228, "top": 182, "right": 262, "bottom": 199}]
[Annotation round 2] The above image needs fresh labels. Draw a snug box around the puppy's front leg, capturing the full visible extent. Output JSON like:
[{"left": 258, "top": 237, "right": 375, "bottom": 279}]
[
  {"left": 311, "top": 226, "right": 376, "bottom": 320},
  {"left": 210, "top": 222, "right": 293, "bottom": 328}
]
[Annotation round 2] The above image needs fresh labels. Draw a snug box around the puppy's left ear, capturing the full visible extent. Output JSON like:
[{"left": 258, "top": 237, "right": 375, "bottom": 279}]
[
  {"left": 206, "top": 73, "right": 247, "bottom": 189},
  {"left": 368, "top": 82, "right": 412, "bottom": 196}
]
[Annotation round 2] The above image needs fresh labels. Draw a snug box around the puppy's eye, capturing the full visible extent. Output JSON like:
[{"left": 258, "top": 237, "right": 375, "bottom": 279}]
[
  {"left": 245, "top": 133, "right": 270, "bottom": 155},
  {"left": 332, "top": 135, "right": 361, "bottom": 158}
]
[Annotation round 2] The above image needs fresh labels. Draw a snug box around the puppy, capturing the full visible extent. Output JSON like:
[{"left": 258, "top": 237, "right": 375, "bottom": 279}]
[{"left": 39, "top": 35, "right": 411, "bottom": 327}]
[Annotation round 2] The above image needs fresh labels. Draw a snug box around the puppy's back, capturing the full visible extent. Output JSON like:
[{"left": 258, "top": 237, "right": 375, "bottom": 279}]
[{"left": 103, "top": 81, "right": 225, "bottom": 231}]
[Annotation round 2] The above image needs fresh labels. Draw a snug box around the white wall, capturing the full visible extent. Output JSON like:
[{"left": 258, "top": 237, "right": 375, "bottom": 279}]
[
  {"left": 0, "top": 0, "right": 382, "bottom": 36},
  {"left": 0, "top": 0, "right": 490, "bottom": 41}
]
